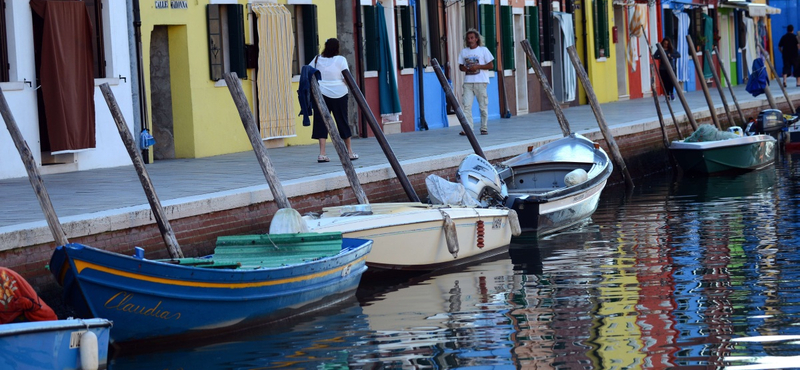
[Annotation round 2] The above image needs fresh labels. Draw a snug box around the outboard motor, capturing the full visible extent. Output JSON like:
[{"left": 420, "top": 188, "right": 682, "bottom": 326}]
[
  {"left": 748, "top": 109, "right": 785, "bottom": 138},
  {"left": 457, "top": 154, "right": 507, "bottom": 207}
]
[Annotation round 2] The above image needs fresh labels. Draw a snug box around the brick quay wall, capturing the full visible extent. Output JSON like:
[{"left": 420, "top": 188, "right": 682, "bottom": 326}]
[{"left": 4, "top": 94, "right": 797, "bottom": 304}]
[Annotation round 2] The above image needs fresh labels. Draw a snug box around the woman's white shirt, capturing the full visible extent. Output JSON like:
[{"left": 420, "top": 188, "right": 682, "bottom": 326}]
[{"left": 311, "top": 55, "right": 349, "bottom": 98}]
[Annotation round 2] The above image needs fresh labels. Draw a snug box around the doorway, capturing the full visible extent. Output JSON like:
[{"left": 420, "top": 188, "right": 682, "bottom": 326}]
[
  {"left": 149, "top": 25, "right": 175, "bottom": 160},
  {"left": 614, "top": 5, "right": 628, "bottom": 100},
  {"left": 514, "top": 13, "right": 528, "bottom": 115}
]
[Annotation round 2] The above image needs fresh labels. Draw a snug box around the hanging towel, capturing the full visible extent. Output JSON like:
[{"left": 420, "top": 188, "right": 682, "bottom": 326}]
[
  {"left": 744, "top": 17, "right": 757, "bottom": 76},
  {"left": 675, "top": 11, "right": 690, "bottom": 82},
  {"left": 553, "top": 12, "right": 576, "bottom": 102},
  {"left": 628, "top": 4, "right": 648, "bottom": 72}
]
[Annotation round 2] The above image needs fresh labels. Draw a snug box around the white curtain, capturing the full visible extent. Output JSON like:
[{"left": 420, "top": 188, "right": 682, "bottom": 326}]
[
  {"left": 745, "top": 17, "right": 758, "bottom": 76},
  {"left": 445, "top": 1, "right": 464, "bottom": 109},
  {"left": 253, "top": 4, "right": 295, "bottom": 139},
  {"left": 676, "top": 11, "right": 690, "bottom": 82},
  {"left": 553, "top": 12, "right": 576, "bottom": 102}
]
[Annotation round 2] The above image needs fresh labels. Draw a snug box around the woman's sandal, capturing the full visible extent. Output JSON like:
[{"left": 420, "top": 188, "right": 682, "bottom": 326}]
[
  {"left": 317, "top": 155, "right": 330, "bottom": 163},
  {"left": 349, "top": 153, "right": 359, "bottom": 161}
]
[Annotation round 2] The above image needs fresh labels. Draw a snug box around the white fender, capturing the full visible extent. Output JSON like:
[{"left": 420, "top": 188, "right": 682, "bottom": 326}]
[{"left": 79, "top": 330, "right": 99, "bottom": 370}]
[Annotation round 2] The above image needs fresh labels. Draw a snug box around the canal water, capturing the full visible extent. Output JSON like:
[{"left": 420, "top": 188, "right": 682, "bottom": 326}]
[{"left": 109, "top": 153, "right": 800, "bottom": 369}]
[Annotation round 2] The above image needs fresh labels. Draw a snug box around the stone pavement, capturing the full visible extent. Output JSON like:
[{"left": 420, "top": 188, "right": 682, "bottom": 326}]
[{"left": 1, "top": 82, "right": 798, "bottom": 249}]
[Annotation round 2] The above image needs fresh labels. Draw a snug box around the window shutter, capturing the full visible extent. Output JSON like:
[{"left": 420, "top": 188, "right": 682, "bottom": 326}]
[
  {"left": 207, "top": 5, "right": 223, "bottom": 81},
  {"left": 501, "top": 6, "right": 514, "bottom": 70},
  {"left": 228, "top": 4, "right": 247, "bottom": 79},
  {"left": 302, "top": 5, "right": 319, "bottom": 65},
  {"left": 363, "top": 6, "right": 379, "bottom": 71},
  {"left": 397, "top": 6, "right": 415, "bottom": 69},
  {"left": 480, "top": 4, "right": 496, "bottom": 71},
  {"left": 525, "top": 6, "right": 540, "bottom": 68}
]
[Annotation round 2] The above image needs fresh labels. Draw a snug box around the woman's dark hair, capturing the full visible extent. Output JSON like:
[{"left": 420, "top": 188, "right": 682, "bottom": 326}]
[
  {"left": 661, "top": 37, "right": 673, "bottom": 51},
  {"left": 321, "top": 38, "right": 340, "bottom": 58}
]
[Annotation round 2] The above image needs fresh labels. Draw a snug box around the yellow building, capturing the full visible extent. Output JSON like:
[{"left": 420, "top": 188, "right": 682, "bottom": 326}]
[{"left": 139, "top": 0, "right": 337, "bottom": 161}]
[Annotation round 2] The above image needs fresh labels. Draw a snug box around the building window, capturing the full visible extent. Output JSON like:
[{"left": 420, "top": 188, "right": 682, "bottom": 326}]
[
  {"left": 593, "top": 0, "right": 610, "bottom": 58},
  {"left": 0, "top": 0, "right": 7, "bottom": 82},
  {"left": 541, "top": 1, "right": 554, "bottom": 61},
  {"left": 286, "top": 4, "right": 318, "bottom": 76},
  {"left": 395, "top": 5, "right": 415, "bottom": 69},
  {"left": 465, "top": 0, "right": 478, "bottom": 31},
  {"left": 207, "top": 4, "right": 247, "bottom": 81}
]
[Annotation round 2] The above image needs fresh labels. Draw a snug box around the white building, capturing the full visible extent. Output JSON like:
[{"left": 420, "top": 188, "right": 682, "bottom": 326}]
[{"left": 0, "top": 0, "right": 135, "bottom": 180}]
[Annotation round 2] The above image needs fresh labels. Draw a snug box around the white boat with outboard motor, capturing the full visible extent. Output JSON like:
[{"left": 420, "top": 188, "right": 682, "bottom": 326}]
[
  {"left": 495, "top": 133, "right": 613, "bottom": 236},
  {"left": 303, "top": 154, "right": 521, "bottom": 271}
]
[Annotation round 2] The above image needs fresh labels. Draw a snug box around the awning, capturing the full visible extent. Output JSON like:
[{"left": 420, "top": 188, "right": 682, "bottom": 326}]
[{"left": 719, "top": 2, "right": 781, "bottom": 16}]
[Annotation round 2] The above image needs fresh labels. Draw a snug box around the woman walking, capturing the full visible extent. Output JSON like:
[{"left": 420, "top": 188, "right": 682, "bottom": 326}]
[
  {"left": 653, "top": 37, "right": 680, "bottom": 101},
  {"left": 311, "top": 38, "right": 358, "bottom": 163}
]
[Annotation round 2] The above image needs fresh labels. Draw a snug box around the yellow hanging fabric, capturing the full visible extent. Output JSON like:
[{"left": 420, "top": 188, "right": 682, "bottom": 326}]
[
  {"left": 628, "top": 4, "right": 648, "bottom": 72},
  {"left": 252, "top": 4, "right": 295, "bottom": 139}
]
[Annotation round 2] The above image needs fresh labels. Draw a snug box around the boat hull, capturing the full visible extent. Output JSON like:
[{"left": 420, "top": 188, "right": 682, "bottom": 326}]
[
  {"left": 306, "top": 205, "right": 513, "bottom": 271},
  {"left": 0, "top": 318, "right": 112, "bottom": 370},
  {"left": 49, "top": 238, "right": 372, "bottom": 344},
  {"left": 500, "top": 133, "right": 613, "bottom": 235},
  {"left": 669, "top": 135, "right": 776, "bottom": 174}
]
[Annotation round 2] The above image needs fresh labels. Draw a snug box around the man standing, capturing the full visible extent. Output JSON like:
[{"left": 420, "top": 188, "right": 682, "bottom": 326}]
[
  {"left": 458, "top": 29, "right": 494, "bottom": 135},
  {"left": 778, "top": 24, "right": 799, "bottom": 87}
]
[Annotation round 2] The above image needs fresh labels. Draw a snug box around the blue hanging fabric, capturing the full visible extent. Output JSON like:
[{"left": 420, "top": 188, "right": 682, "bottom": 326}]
[
  {"left": 746, "top": 58, "right": 768, "bottom": 97},
  {"left": 139, "top": 129, "right": 156, "bottom": 150}
]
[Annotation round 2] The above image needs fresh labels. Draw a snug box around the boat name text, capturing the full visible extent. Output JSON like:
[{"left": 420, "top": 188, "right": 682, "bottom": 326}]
[{"left": 104, "top": 292, "right": 181, "bottom": 320}]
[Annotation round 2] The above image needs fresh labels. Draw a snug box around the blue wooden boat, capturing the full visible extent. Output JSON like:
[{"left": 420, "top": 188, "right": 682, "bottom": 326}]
[
  {"left": 0, "top": 318, "right": 112, "bottom": 370},
  {"left": 49, "top": 232, "right": 372, "bottom": 345}
]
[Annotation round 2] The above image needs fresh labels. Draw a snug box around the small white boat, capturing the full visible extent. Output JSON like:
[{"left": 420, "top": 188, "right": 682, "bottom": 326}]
[
  {"left": 305, "top": 155, "right": 520, "bottom": 271},
  {"left": 497, "top": 133, "right": 613, "bottom": 236},
  {"left": 0, "top": 318, "right": 112, "bottom": 370}
]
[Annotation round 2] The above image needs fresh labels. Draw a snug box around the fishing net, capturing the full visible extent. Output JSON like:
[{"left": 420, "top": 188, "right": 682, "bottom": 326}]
[{"left": 684, "top": 124, "right": 739, "bottom": 142}]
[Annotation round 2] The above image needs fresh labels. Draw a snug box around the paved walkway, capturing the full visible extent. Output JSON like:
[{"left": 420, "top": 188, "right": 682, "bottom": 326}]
[{"left": 1, "top": 83, "right": 797, "bottom": 239}]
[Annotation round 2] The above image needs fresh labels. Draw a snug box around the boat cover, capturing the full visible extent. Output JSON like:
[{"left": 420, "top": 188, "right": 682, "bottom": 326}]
[
  {"left": 0, "top": 267, "right": 57, "bottom": 324},
  {"left": 684, "top": 124, "right": 739, "bottom": 142},
  {"left": 425, "top": 174, "right": 481, "bottom": 207}
]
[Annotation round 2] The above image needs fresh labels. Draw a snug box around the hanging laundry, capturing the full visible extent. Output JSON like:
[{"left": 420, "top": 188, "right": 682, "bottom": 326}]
[{"left": 628, "top": 4, "right": 648, "bottom": 72}]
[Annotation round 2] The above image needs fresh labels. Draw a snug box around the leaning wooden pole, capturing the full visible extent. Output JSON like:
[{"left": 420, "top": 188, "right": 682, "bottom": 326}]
[
  {"left": 760, "top": 44, "right": 796, "bottom": 112},
  {"left": 656, "top": 42, "right": 699, "bottom": 131},
  {"left": 643, "top": 34, "right": 684, "bottom": 140},
  {"left": 686, "top": 36, "right": 721, "bottom": 130},
  {"left": 521, "top": 40, "right": 571, "bottom": 137},
  {"left": 703, "top": 48, "right": 735, "bottom": 127},
  {"left": 0, "top": 89, "right": 69, "bottom": 247},
  {"left": 341, "top": 69, "right": 420, "bottom": 203},
  {"left": 566, "top": 46, "right": 635, "bottom": 190},
  {"left": 223, "top": 73, "right": 293, "bottom": 210},
  {"left": 430, "top": 58, "right": 486, "bottom": 159},
  {"left": 714, "top": 46, "right": 747, "bottom": 125},
  {"left": 648, "top": 59, "right": 673, "bottom": 149},
  {"left": 99, "top": 83, "right": 183, "bottom": 259},
  {"left": 309, "top": 75, "right": 370, "bottom": 205}
]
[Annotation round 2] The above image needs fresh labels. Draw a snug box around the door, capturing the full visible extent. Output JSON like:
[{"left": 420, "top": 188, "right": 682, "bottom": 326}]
[
  {"left": 614, "top": 6, "right": 628, "bottom": 99},
  {"left": 150, "top": 25, "right": 175, "bottom": 160}
]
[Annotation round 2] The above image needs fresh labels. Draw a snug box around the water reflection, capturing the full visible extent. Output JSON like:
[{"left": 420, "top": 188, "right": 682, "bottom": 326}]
[{"left": 109, "top": 155, "right": 800, "bottom": 369}]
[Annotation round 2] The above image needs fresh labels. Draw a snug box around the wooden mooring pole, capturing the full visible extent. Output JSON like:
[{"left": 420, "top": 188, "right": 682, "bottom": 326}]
[
  {"left": 760, "top": 44, "right": 796, "bottom": 113},
  {"left": 341, "top": 70, "right": 420, "bottom": 203},
  {"left": 309, "top": 75, "right": 370, "bottom": 205},
  {"left": 430, "top": 58, "right": 486, "bottom": 159},
  {"left": 656, "top": 42, "right": 699, "bottom": 131},
  {"left": 223, "top": 73, "right": 293, "bottom": 210},
  {"left": 100, "top": 83, "right": 184, "bottom": 259},
  {"left": 0, "top": 88, "right": 69, "bottom": 247},
  {"left": 686, "top": 36, "right": 721, "bottom": 130},
  {"left": 703, "top": 49, "right": 735, "bottom": 127},
  {"left": 714, "top": 46, "right": 747, "bottom": 125},
  {"left": 643, "top": 34, "right": 684, "bottom": 140},
  {"left": 565, "top": 46, "right": 635, "bottom": 190},
  {"left": 520, "top": 40, "right": 571, "bottom": 137}
]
